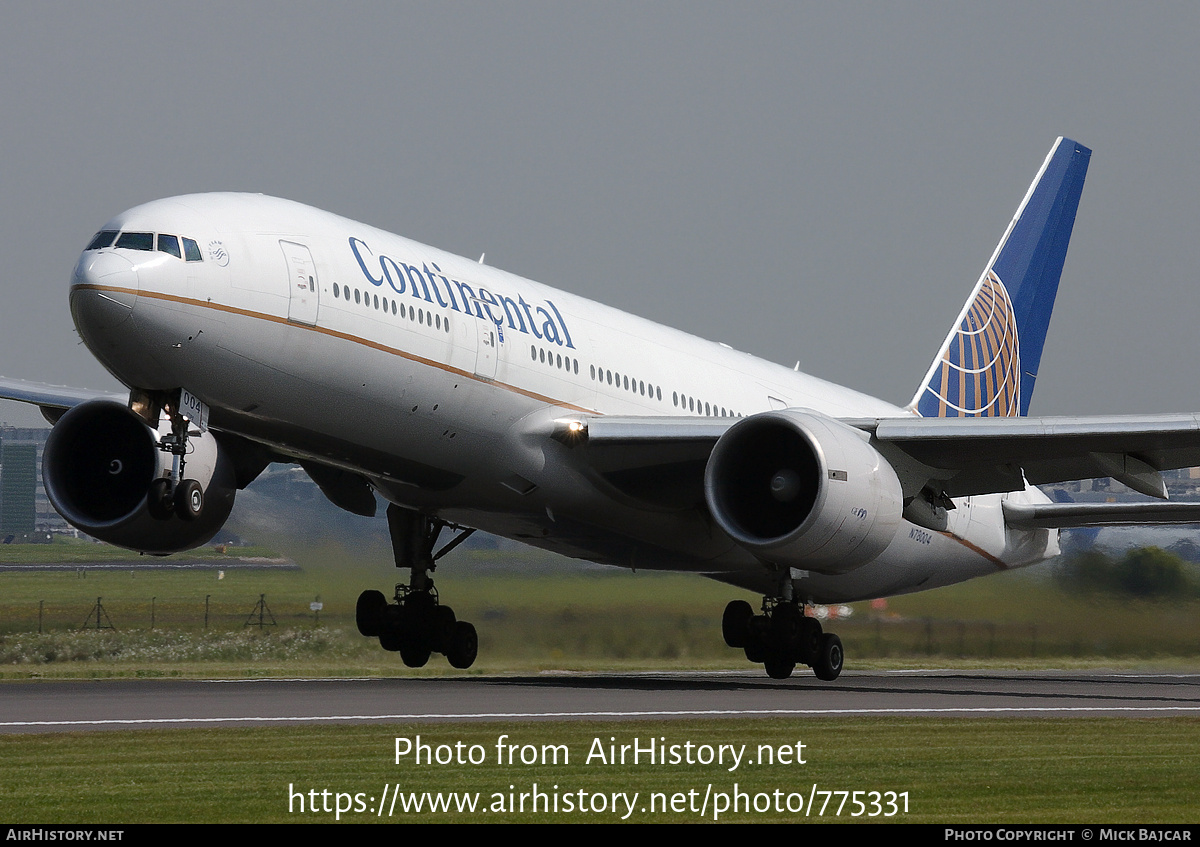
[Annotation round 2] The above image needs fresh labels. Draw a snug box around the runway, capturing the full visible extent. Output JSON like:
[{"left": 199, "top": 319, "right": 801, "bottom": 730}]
[{"left": 2, "top": 670, "right": 1199, "bottom": 733}]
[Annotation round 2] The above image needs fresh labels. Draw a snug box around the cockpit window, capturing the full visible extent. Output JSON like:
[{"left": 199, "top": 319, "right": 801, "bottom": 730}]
[
  {"left": 157, "top": 234, "right": 181, "bottom": 259},
  {"left": 86, "top": 230, "right": 118, "bottom": 250},
  {"left": 115, "top": 232, "right": 154, "bottom": 251},
  {"left": 182, "top": 237, "right": 203, "bottom": 262}
]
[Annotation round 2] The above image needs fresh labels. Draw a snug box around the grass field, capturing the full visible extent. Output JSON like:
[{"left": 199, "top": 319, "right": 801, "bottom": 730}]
[{"left": 3, "top": 718, "right": 1198, "bottom": 823}]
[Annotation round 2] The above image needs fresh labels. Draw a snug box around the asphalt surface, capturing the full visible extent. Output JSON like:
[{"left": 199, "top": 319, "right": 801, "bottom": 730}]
[{"left": 2, "top": 670, "right": 1198, "bottom": 733}]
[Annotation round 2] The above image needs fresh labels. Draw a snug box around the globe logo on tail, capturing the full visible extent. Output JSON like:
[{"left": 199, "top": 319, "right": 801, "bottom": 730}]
[{"left": 921, "top": 271, "right": 1020, "bottom": 417}]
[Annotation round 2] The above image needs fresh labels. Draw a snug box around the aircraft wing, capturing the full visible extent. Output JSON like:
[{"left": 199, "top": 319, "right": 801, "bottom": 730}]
[
  {"left": 0, "top": 375, "right": 123, "bottom": 423},
  {"left": 560, "top": 416, "right": 734, "bottom": 510},
  {"left": 569, "top": 412, "right": 1200, "bottom": 509}
]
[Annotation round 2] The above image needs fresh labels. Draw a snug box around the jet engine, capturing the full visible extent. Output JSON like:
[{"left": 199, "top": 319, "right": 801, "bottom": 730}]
[
  {"left": 43, "top": 400, "right": 237, "bottom": 554},
  {"left": 704, "top": 410, "right": 903, "bottom": 574}
]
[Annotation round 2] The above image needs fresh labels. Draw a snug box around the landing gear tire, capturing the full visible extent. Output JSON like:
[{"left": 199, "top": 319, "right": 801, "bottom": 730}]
[
  {"left": 771, "top": 601, "right": 803, "bottom": 652},
  {"left": 722, "top": 600, "right": 753, "bottom": 648},
  {"left": 813, "top": 633, "right": 844, "bottom": 681},
  {"left": 447, "top": 621, "right": 478, "bottom": 669},
  {"left": 379, "top": 627, "right": 403, "bottom": 652},
  {"left": 743, "top": 613, "right": 769, "bottom": 663},
  {"left": 432, "top": 605, "right": 457, "bottom": 654},
  {"left": 147, "top": 478, "right": 175, "bottom": 521},
  {"left": 356, "top": 590, "right": 387, "bottom": 637},
  {"left": 399, "top": 635, "right": 432, "bottom": 669},
  {"left": 797, "top": 616, "right": 822, "bottom": 665},
  {"left": 764, "top": 652, "right": 795, "bottom": 680},
  {"left": 175, "top": 479, "right": 204, "bottom": 521},
  {"left": 379, "top": 605, "right": 404, "bottom": 651}
]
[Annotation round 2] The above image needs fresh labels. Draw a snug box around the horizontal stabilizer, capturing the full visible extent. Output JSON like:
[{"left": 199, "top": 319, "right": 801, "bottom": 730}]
[{"left": 1004, "top": 500, "right": 1200, "bottom": 529}]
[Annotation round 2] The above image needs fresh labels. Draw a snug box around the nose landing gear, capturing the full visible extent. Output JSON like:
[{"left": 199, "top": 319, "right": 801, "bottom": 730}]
[
  {"left": 146, "top": 395, "right": 205, "bottom": 522},
  {"left": 356, "top": 505, "right": 479, "bottom": 670}
]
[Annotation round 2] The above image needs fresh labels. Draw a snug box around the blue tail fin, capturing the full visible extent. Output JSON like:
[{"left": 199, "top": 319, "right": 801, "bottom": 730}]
[{"left": 911, "top": 137, "right": 1091, "bottom": 418}]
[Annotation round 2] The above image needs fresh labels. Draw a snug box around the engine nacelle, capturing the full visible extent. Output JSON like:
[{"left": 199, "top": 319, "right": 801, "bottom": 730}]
[
  {"left": 704, "top": 409, "right": 903, "bottom": 574},
  {"left": 43, "top": 400, "right": 237, "bottom": 554}
]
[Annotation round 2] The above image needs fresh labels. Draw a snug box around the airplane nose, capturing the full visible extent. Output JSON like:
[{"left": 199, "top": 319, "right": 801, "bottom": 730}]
[{"left": 70, "top": 251, "right": 139, "bottom": 339}]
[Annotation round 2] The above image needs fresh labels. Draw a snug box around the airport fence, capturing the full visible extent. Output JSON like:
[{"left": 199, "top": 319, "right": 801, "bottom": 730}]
[{"left": 0, "top": 599, "right": 1194, "bottom": 660}]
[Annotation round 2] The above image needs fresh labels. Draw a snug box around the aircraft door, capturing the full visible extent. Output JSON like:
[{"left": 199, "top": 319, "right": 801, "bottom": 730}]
[
  {"left": 475, "top": 320, "right": 498, "bottom": 380},
  {"left": 448, "top": 310, "right": 477, "bottom": 374},
  {"left": 465, "top": 297, "right": 499, "bottom": 380},
  {"left": 280, "top": 241, "right": 319, "bottom": 326}
]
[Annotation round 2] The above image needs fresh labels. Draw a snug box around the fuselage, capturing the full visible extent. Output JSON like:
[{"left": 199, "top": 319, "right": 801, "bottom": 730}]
[{"left": 68, "top": 193, "right": 1058, "bottom": 599}]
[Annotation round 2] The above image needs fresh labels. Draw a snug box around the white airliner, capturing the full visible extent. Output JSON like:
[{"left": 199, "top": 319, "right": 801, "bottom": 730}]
[{"left": 5, "top": 137, "right": 1200, "bottom": 680}]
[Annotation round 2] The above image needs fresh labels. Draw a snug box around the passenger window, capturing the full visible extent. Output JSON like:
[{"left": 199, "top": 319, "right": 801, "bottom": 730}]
[
  {"left": 334, "top": 283, "right": 341, "bottom": 299},
  {"left": 182, "top": 237, "right": 203, "bottom": 261},
  {"left": 86, "top": 231, "right": 118, "bottom": 250},
  {"left": 116, "top": 232, "right": 154, "bottom": 251}
]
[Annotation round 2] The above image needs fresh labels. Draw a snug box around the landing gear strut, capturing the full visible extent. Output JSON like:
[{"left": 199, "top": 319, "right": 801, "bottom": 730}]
[
  {"left": 355, "top": 505, "right": 479, "bottom": 670},
  {"left": 722, "top": 596, "right": 844, "bottom": 681},
  {"left": 146, "top": 394, "right": 205, "bottom": 522}
]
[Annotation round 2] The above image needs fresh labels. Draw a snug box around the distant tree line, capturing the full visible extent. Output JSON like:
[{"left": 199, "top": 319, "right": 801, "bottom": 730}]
[{"left": 1055, "top": 547, "right": 1199, "bottom": 599}]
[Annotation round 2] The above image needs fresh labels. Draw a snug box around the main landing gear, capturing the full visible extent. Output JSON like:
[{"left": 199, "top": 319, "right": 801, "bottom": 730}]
[
  {"left": 722, "top": 597, "right": 844, "bottom": 681},
  {"left": 147, "top": 400, "right": 205, "bottom": 522},
  {"left": 355, "top": 505, "right": 479, "bottom": 670}
]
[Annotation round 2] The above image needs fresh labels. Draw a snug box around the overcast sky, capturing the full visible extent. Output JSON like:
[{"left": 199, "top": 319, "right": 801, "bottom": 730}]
[{"left": 1, "top": 2, "right": 1198, "bottom": 427}]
